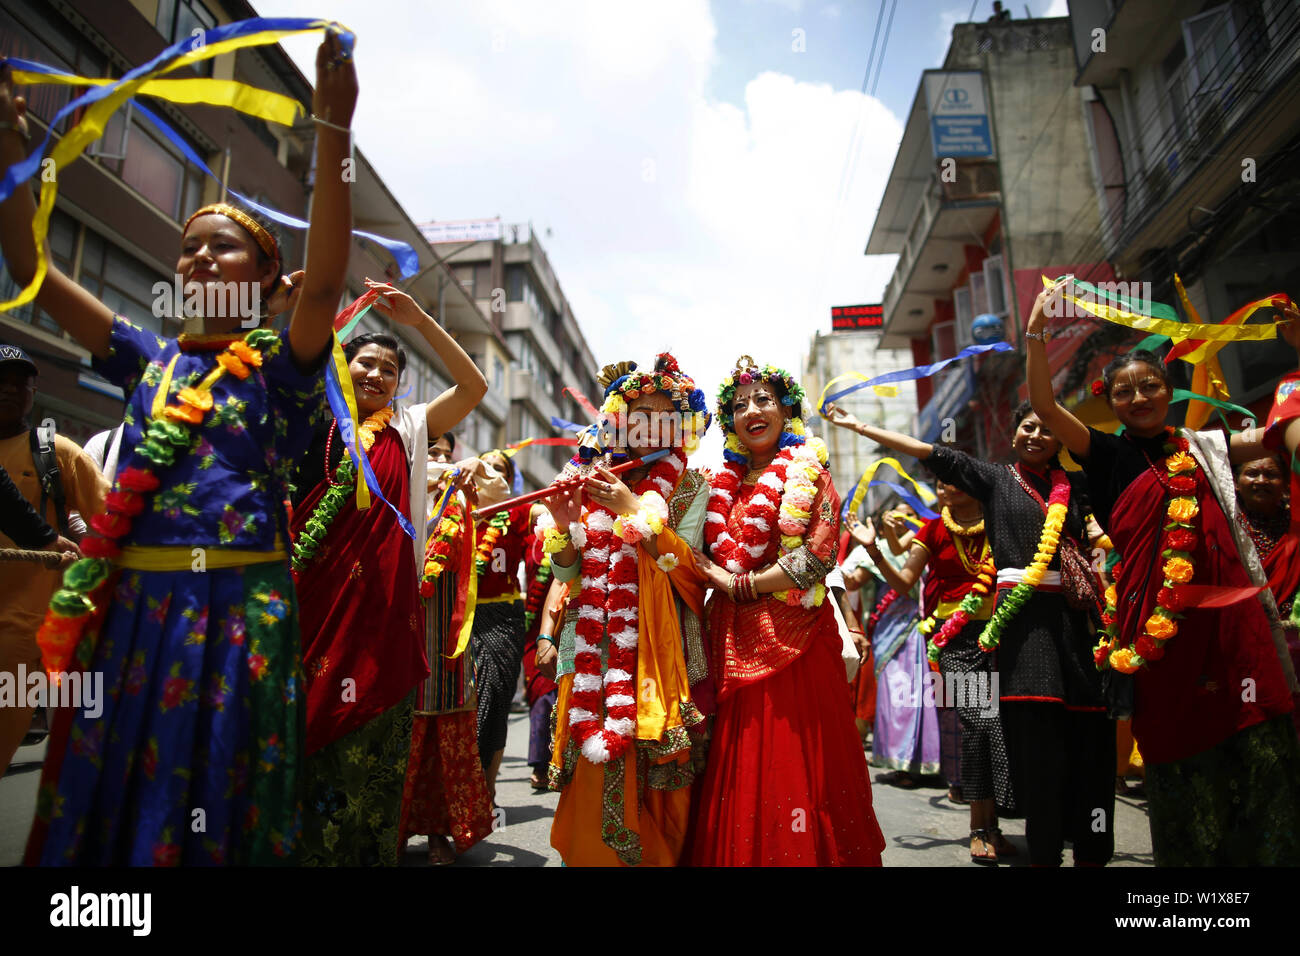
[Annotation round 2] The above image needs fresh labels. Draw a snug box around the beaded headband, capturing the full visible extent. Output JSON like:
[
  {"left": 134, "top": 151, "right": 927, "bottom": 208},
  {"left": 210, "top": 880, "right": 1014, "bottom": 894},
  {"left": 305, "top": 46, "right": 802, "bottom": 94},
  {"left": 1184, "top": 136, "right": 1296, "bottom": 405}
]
[{"left": 183, "top": 203, "right": 280, "bottom": 261}]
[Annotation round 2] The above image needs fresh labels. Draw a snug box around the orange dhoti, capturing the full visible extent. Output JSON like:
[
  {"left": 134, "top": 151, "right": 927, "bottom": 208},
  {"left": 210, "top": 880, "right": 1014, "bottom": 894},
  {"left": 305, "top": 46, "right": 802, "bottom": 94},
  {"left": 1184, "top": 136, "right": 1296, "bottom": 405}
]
[{"left": 549, "top": 523, "right": 706, "bottom": 867}]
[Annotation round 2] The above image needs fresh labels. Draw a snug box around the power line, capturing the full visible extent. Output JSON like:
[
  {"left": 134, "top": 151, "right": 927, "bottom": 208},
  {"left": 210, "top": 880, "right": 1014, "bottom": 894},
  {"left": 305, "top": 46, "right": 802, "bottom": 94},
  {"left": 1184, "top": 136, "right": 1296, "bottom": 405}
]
[{"left": 869, "top": 0, "right": 899, "bottom": 97}]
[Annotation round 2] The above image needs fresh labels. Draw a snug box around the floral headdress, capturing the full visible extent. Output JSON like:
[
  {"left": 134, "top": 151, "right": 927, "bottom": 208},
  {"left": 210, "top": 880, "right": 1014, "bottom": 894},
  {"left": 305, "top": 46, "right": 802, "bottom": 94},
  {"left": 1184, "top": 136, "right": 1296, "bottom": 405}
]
[
  {"left": 543, "top": 351, "right": 707, "bottom": 768},
  {"left": 576, "top": 352, "right": 711, "bottom": 461},
  {"left": 716, "top": 355, "right": 809, "bottom": 465}
]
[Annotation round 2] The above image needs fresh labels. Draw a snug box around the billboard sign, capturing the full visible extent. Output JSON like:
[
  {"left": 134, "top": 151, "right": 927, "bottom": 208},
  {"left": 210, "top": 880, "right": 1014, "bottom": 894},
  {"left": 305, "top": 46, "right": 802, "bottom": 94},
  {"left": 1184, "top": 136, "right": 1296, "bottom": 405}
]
[
  {"left": 831, "top": 303, "right": 884, "bottom": 332},
  {"left": 924, "top": 71, "right": 994, "bottom": 158},
  {"left": 419, "top": 219, "right": 503, "bottom": 244}
]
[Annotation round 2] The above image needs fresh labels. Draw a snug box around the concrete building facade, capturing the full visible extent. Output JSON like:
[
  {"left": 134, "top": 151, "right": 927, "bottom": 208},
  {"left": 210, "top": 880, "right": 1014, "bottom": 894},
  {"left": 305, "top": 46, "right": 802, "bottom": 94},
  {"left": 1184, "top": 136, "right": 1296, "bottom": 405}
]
[
  {"left": 420, "top": 220, "right": 601, "bottom": 490},
  {"left": 866, "top": 14, "right": 1115, "bottom": 462},
  {"left": 1065, "top": 0, "right": 1300, "bottom": 421},
  {"left": 0, "top": 0, "right": 491, "bottom": 453},
  {"left": 801, "top": 328, "right": 918, "bottom": 518}
]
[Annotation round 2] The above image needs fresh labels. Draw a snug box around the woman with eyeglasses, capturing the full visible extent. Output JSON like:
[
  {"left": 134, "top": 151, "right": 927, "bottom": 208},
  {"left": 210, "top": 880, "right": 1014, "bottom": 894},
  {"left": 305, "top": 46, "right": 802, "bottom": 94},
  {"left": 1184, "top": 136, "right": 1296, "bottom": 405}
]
[{"left": 1026, "top": 280, "right": 1300, "bottom": 866}]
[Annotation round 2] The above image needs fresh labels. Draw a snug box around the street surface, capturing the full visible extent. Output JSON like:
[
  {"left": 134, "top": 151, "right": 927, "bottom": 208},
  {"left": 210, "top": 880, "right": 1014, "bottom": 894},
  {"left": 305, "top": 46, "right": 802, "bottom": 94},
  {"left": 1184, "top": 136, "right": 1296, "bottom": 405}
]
[{"left": 3, "top": 710, "right": 1152, "bottom": 867}]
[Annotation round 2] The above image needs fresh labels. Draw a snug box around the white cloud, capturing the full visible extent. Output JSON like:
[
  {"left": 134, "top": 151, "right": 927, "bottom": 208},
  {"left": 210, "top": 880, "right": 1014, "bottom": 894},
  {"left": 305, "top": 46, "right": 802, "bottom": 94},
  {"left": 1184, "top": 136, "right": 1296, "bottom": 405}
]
[
  {"left": 1040, "top": 0, "right": 1070, "bottom": 16},
  {"left": 264, "top": 0, "right": 902, "bottom": 463}
]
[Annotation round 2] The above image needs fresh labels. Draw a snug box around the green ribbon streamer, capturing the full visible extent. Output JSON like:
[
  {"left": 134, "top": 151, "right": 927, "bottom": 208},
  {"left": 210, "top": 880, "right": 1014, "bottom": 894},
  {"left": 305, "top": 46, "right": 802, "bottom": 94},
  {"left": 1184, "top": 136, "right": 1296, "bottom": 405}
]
[
  {"left": 336, "top": 303, "right": 373, "bottom": 341},
  {"left": 1053, "top": 275, "right": 1180, "bottom": 321}
]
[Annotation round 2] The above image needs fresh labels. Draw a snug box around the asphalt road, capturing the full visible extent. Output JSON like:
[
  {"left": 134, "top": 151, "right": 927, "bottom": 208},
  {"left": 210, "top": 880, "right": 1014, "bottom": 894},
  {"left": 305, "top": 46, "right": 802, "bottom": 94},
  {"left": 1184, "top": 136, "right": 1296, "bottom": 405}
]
[{"left": 4, "top": 709, "right": 1152, "bottom": 867}]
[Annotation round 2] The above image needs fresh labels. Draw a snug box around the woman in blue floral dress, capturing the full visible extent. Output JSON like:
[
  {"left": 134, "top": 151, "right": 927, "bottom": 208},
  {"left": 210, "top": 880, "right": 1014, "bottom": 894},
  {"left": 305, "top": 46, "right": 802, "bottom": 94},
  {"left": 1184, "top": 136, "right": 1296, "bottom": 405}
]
[{"left": 0, "top": 35, "right": 357, "bottom": 865}]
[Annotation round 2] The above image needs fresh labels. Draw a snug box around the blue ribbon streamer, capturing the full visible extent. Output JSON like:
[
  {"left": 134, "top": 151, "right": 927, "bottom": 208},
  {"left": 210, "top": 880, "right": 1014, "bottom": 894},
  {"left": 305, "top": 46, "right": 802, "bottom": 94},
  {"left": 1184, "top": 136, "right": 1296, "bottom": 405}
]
[
  {"left": 427, "top": 467, "right": 460, "bottom": 534},
  {"left": 130, "top": 100, "right": 418, "bottom": 278},
  {"left": 321, "top": 368, "right": 416, "bottom": 540},
  {"left": 819, "top": 341, "right": 1014, "bottom": 413},
  {"left": 551, "top": 415, "right": 586, "bottom": 433},
  {"left": 867, "top": 480, "right": 939, "bottom": 520},
  {"left": 839, "top": 477, "right": 938, "bottom": 522},
  {"left": 0, "top": 18, "right": 350, "bottom": 203},
  {"left": 2, "top": 38, "right": 420, "bottom": 279}
]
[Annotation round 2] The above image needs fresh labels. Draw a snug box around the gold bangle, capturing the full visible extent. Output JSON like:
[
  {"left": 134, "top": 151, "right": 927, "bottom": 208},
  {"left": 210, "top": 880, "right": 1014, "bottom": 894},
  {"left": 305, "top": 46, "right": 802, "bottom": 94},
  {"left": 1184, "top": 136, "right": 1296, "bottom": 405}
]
[{"left": 0, "top": 121, "right": 29, "bottom": 142}]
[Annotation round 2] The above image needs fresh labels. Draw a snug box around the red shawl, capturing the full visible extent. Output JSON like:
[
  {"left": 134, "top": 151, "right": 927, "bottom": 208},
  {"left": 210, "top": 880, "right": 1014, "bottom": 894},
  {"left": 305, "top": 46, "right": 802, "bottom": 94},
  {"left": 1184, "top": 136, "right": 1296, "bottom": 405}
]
[
  {"left": 294, "top": 426, "right": 429, "bottom": 754},
  {"left": 708, "top": 470, "right": 841, "bottom": 701},
  {"left": 1109, "top": 464, "right": 1292, "bottom": 764},
  {"left": 1263, "top": 370, "right": 1300, "bottom": 615}
]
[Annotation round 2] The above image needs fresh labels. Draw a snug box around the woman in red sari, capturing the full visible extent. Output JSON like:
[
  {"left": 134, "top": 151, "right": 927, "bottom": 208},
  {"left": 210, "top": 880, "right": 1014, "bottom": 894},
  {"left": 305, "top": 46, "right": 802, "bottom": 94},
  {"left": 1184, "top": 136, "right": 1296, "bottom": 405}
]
[
  {"left": 689, "top": 356, "right": 885, "bottom": 866},
  {"left": 290, "top": 287, "right": 487, "bottom": 866},
  {"left": 1027, "top": 280, "right": 1300, "bottom": 865},
  {"left": 1235, "top": 453, "right": 1300, "bottom": 738}
]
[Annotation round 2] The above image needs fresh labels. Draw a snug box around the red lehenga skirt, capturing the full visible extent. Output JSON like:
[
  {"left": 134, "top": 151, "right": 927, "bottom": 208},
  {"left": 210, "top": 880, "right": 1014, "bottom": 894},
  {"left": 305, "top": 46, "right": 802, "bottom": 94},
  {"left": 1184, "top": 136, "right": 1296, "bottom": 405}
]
[{"left": 689, "top": 598, "right": 886, "bottom": 866}]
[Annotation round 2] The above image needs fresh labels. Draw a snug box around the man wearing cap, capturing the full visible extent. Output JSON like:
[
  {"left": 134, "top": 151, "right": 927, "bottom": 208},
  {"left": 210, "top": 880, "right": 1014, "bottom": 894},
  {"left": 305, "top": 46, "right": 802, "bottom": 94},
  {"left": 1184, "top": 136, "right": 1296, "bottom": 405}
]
[{"left": 0, "top": 343, "right": 108, "bottom": 774}]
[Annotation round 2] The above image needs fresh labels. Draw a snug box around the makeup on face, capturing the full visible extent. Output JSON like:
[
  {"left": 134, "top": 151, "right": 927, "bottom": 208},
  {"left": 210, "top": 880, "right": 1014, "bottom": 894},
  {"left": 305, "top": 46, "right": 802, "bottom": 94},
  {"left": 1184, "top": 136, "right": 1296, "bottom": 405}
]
[
  {"left": 1013, "top": 413, "right": 1061, "bottom": 465},
  {"left": 1108, "top": 362, "right": 1170, "bottom": 434},
  {"left": 349, "top": 344, "right": 401, "bottom": 412},
  {"left": 627, "top": 392, "right": 677, "bottom": 456},
  {"left": 178, "top": 214, "right": 272, "bottom": 290},
  {"left": 731, "top": 382, "right": 785, "bottom": 454}
]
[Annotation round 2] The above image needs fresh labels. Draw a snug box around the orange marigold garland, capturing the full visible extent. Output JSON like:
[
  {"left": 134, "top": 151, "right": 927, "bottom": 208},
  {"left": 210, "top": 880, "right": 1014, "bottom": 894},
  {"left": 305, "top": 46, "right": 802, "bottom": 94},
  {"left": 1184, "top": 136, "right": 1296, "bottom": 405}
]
[
  {"left": 1093, "top": 427, "right": 1199, "bottom": 673},
  {"left": 36, "top": 328, "right": 279, "bottom": 676},
  {"left": 475, "top": 511, "right": 512, "bottom": 578},
  {"left": 420, "top": 488, "right": 466, "bottom": 597}
]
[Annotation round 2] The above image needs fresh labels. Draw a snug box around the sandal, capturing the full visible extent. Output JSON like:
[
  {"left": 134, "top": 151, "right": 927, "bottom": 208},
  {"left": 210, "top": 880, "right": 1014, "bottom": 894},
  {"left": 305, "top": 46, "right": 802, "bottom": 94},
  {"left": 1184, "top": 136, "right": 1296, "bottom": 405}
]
[
  {"left": 990, "top": 827, "right": 1018, "bottom": 857},
  {"left": 529, "top": 773, "right": 545, "bottom": 791},
  {"left": 948, "top": 786, "right": 968, "bottom": 805},
  {"left": 427, "top": 835, "right": 456, "bottom": 866},
  {"left": 970, "top": 828, "right": 998, "bottom": 865}
]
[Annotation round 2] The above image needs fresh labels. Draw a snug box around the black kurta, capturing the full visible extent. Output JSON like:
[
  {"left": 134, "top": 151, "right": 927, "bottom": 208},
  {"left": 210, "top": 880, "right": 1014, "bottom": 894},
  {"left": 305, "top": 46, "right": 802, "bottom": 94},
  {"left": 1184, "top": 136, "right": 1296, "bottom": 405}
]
[{"left": 924, "top": 445, "right": 1104, "bottom": 710}]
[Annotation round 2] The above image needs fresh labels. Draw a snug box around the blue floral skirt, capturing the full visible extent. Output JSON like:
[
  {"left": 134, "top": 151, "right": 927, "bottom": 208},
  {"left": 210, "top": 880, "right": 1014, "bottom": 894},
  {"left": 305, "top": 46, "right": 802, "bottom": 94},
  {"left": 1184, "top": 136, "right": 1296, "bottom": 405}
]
[{"left": 27, "top": 562, "right": 304, "bottom": 865}]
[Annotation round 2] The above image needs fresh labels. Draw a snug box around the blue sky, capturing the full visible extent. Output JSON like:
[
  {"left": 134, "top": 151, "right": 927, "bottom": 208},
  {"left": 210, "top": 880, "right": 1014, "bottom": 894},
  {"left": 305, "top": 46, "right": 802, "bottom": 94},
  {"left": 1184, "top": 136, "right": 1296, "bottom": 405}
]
[{"left": 265, "top": 0, "right": 1067, "bottom": 456}]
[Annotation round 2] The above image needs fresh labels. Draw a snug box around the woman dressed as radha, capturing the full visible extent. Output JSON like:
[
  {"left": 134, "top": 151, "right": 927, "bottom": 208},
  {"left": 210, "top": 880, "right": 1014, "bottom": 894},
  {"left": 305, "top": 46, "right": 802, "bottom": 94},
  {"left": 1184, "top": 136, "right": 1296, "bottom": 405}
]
[{"left": 689, "top": 356, "right": 885, "bottom": 866}]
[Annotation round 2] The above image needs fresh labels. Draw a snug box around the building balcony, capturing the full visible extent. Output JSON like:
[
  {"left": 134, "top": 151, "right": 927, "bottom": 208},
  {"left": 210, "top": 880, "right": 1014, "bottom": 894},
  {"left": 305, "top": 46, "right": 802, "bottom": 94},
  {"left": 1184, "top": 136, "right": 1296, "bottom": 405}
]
[
  {"left": 509, "top": 366, "right": 560, "bottom": 425},
  {"left": 874, "top": 172, "right": 1000, "bottom": 349},
  {"left": 1074, "top": 0, "right": 1300, "bottom": 267}
]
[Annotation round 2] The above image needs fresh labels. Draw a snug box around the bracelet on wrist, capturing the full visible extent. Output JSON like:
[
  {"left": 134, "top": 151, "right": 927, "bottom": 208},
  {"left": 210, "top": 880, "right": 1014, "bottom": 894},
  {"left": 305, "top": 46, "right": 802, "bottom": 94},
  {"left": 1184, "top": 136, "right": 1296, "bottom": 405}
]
[
  {"left": 541, "top": 527, "right": 571, "bottom": 554},
  {"left": 0, "top": 121, "right": 30, "bottom": 142},
  {"left": 311, "top": 114, "right": 352, "bottom": 135},
  {"left": 537, "top": 633, "right": 557, "bottom": 645}
]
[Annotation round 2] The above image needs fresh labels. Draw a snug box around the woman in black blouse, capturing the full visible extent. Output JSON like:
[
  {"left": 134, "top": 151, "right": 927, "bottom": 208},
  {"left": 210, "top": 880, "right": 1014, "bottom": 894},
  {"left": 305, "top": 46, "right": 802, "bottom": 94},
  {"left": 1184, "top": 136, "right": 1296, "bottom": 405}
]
[{"left": 826, "top": 400, "right": 1114, "bottom": 867}]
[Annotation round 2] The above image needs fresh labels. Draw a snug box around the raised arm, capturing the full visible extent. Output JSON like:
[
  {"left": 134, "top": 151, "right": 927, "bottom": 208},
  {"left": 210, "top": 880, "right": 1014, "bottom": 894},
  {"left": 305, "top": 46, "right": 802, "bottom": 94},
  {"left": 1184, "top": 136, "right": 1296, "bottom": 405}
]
[
  {"left": 0, "top": 66, "right": 114, "bottom": 357},
  {"left": 365, "top": 279, "right": 488, "bottom": 435},
  {"left": 1026, "top": 279, "right": 1091, "bottom": 459},
  {"left": 825, "top": 403, "right": 933, "bottom": 460},
  {"left": 857, "top": 517, "right": 925, "bottom": 596},
  {"left": 286, "top": 33, "right": 358, "bottom": 370}
]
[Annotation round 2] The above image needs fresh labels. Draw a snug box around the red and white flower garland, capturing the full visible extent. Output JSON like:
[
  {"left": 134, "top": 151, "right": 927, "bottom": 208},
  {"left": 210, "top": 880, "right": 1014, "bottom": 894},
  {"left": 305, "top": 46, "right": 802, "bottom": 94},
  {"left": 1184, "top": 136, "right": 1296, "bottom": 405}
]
[
  {"left": 704, "top": 437, "right": 829, "bottom": 608},
  {"left": 569, "top": 447, "right": 686, "bottom": 763}
]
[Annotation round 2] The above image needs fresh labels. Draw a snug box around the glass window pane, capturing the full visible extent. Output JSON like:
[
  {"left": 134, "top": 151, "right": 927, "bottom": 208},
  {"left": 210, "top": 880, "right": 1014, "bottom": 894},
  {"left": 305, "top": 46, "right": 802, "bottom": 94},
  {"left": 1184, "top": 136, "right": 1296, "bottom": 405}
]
[{"left": 122, "top": 126, "right": 184, "bottom": 217}]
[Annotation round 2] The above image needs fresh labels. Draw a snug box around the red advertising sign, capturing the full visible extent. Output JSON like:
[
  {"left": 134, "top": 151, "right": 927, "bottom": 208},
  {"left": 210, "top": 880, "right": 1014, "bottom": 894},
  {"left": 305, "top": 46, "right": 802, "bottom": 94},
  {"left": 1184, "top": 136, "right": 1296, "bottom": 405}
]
[{"left": 832, "top": 304, "right": 884, "bottom": 331}]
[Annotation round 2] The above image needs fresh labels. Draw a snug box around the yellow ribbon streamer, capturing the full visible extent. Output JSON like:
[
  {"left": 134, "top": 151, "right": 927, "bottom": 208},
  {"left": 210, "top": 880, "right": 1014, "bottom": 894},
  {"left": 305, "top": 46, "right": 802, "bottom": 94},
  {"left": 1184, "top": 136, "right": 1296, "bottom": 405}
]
[
  {"left": 327, "top": 332, "right": 370, "bottom": 512},
  {"left": 10, "top": 72, "right": 304, "bottom": 127},
  {"left": 451, "top": 519, "right": 477, "bottom": 659},
  {"left": 0, "top": 20, "right": 346, "bottom": 313},
  {"left": 1172, "top": 274, "right": 1231, "bottom": 431},
  {"left": 816, "top": 371, "right": 899, "bottom": 419},
  {"left": 844, "top": 456, "right": 937, "bottom": 520},
  {"left": 1041, "top": 275, "right": 1282, "bottom": 343}
]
